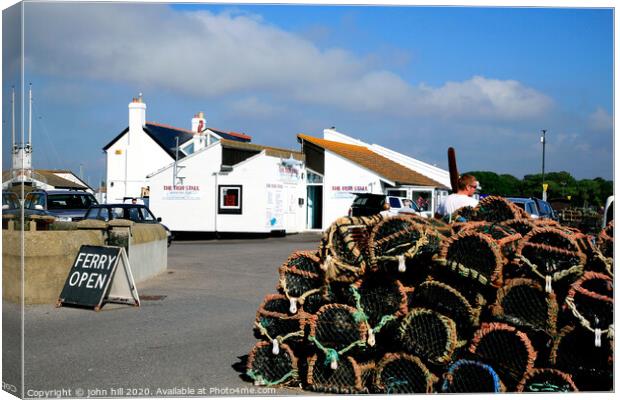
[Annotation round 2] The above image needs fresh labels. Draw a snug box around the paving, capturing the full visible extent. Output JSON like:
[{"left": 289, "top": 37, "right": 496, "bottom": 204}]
[{"left": 5, "top": 232, "right": 323, "bottom": 397}]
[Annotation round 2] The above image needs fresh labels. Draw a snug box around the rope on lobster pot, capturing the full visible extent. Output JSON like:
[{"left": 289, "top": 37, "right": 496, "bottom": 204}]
[{"left": 517, "top": 255, "right": 583, "bottom": 293}]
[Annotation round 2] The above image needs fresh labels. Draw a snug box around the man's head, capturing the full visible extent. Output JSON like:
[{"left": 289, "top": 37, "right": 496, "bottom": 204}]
[{"left": 457, "top": 174, "right": 479, "bottom": 196}]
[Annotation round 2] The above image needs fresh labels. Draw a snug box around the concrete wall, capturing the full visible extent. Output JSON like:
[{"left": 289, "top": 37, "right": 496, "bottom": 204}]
[{"left": 2, "top": 222, "right": 167, "bottom": 304}]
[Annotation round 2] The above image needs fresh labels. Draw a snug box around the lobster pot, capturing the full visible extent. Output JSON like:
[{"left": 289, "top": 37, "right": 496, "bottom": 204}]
[
  {"left": 564, "top": 271, "right": 613, "bottom": 339},
  {"left": 491, "top": 278, "right": 558, "bottom": 357},
  {"left": 246, "top": 341, "right": 298, "bottom": 386},
  {"left": 300, "top": 290, "right": 326, "bottom": 315},
  {"left": 278, "top": 266, "right": 322, "bottom": 314},
  {"left": 515, "top": 227, "right": 586, "bottom": 302},
  {"left": 437, "top": 231, "right": 505, "bottom": 293},
  {"left": 469, "top": 322, "right": 537, "bottom": 391},
  {"left": 318, "top": 216, "right": 380, "bottom": 283},
  {"left": 373, "top": 352, "right": 438, "bottom": 394},
  {"left": 551, "top": 325, "right": 613, "bottom": 391},
  {"left": 254, "top": 294, "right": 307, "bottom": 344},
  {"left": 348, "top": 277, "right": 408, "bottom": 330},
  {"left": 516, "top": 368, "right": 578, "bottom": 392},
  {"left": 405, "top": 213, "right": 452, "bottom": 237},
  {"left": 409, "top": 279, "right": 482, "bottom": 342},
  {"left": 306, "top": 353, "right": 374, "bottom": 394},
  {"left": 597, "top": 220, "right": 613, "bottom": 260},
  {"left": 441, "top": 359, "right": 504, "bottom": 393},
  {"left": 282, "top": 250, "right": 323, "bottom": 275},
  {"left": 472, "top": 195, "right": 526, "bottom": 222},
  {"left": 368, "top": 216, "right": 441, "bottom": 280},
  {"left": 398, "top": 308, "right": 458, "bottom": 365},
  {"left": 308, "top": 304, "right": 368, "bottom": 355},
  {"left": 503, "top": 218, "right": 536, "bottom": 237},
  {"left": 460, "top": 221, "right": 522, "bottom": 260}
]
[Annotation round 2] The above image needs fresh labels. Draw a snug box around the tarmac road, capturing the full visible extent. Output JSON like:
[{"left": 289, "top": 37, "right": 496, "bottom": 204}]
[{"left": 11, "top": 232, "right": 322, "bottom": 397}]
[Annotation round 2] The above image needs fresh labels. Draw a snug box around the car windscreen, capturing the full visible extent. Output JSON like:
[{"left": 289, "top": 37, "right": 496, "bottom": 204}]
[
  {"left": 2, "top": 194, "right": 20, "bottom": 209},
  {"left": 352, "top": 195, "right": 384, "bottom": 207},
  {"left": 47, "top": 194, "right": 98, "bottom": 210}
]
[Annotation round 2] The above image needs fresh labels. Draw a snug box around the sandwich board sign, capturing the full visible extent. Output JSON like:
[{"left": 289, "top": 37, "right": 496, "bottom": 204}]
[{"left": 57, "top": 245, "right": 140, "bottom": 311}]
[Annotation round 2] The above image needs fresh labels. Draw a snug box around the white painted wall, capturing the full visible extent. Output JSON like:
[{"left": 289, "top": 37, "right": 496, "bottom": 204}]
[
  {"left": 147, "top": 143, "right": 222, "bottom": 232},
  {"left": 322, "top": 150, "right": 385, "bottom": 227},
  {"left": 147, "top": 143, "right": 306, "bottom": 233}
]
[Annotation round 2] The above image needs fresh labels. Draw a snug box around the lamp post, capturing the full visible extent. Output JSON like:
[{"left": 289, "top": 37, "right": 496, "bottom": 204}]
[{"left": 541, "top": 129, "right": 547, "bottom": 201}]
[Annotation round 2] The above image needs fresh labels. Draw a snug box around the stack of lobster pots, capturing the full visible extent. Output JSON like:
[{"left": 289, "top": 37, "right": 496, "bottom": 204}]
[{"left": 245, "top": 196, "right": 613, "bottom": 393}]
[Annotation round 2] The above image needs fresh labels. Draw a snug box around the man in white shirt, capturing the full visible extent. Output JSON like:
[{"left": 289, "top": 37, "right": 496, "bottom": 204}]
[{"left": 437, "top": 174, "right": 480, "bottom": 217}]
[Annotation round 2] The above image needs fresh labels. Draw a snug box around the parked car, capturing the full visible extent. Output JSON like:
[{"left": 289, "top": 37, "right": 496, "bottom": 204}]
[
  {"left": 506, "top": 197, "right": 541, "bottom": 219},
  {"left": 24, "top": 190, "right": 98, "bottom": 222},
  {"left": 532, "top": 198, "right": 559, "bottom": 221},
  {"left": 349, "top": 193, "right": 423, "bottom": 217},
  {"left": 84, "top": 203, "right": 172, "bottom": 246},
  {"left": 2, "top": 191, "right": 21, "bottom": 217}
]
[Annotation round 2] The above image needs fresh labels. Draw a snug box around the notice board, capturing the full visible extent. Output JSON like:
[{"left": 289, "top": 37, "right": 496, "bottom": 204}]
[{"left": 57, "top": 245, "right": 140, "bottom": 311}]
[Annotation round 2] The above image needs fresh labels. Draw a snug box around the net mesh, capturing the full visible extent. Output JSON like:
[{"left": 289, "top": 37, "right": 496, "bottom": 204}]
[
  {"left": 516, "top": 368, "right": 578, "bottom": 392},
  {"left": 459, "top": 221, "right": 522, "bottom": 260},
  {"left": 254, "top": 294, "right": 307, "bottom": 344},
  {"left": 283, "top": 250, "right": 323, "bottom": 275},
  {"left": 473, "top": 195, "right": 526, "bottom": 222},
  {"left": 564, "top": 271, "right": 613, "bottom": 337},
  {"left": 550, "top": 325, "right": 613, "bottom": 391},
  {"left": 246, "top": 341, "right": 298, "bottom": 386},
  {"left": 374, "top": 353, "right": 438, "bottom": 394},
  {"left": 469, "top": 322, "right": 537, "bottom": 391},
  {"left": 437, "top": 231, "right": 505, "bottom": 287},
  {"left": 441, "top": 359, "right": 504, "bottom": 393},
  {"left": 308, "top": 304, "right": 368, "bottom": 361},
  {"left": 306, "top": 354, "right": 373, "bottom": 394},
  {"left": 409, "top": 279, "right": 481, "bottom": 341},
  {"left": 398, "top": 308, "right": 458, "bottom": 364},
  {"left": 491, "top": 278, "right": 558, "bottom": 337},
  {"left": 597, "top": 221, "right": 614, "bottom": 259},
  {"left": 503, "top": 218, "right": 536, "bottom": 237},
  {"left": 319, "top": 216, "right": 381, "bottom": 283},
  {"left": 369, "top": 217, "right": 441, "bottom": 276},
  {"left": 347, "top": 277, "right": 408, "bottom": 333}
]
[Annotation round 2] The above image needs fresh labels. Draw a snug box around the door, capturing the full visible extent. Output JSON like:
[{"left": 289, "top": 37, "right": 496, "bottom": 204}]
[{"left": 307, "top": 186, "right": 323, "bottom": 229}]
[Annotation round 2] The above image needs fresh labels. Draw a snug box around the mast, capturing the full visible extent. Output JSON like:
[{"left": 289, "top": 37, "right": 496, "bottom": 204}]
[
  {"left": 27, "top": 83, "right": 32, "bottom": 153},
  {"left": 11, "top": 86, "right": 16, "bottom": 152}
]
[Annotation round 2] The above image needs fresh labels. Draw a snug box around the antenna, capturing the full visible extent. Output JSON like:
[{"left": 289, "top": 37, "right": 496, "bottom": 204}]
[
  {"left": 27, "top": 83, "right": 32, "bottom": 152},
  {"left": 11, "top": 86, "right": 16, "bottom": 152}
]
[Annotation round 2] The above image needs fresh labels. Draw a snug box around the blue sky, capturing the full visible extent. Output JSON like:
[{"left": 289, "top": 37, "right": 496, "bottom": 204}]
[{"left": 2, "top": 2, "right": 614, "bottom": 187}]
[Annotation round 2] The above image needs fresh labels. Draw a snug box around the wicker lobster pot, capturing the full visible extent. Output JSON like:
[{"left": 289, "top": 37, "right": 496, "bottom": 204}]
[
  {"left": 254, "top": 294, "right": 308, "bottom": 347},
  {"left": 458, "top": 221, "right": 523, "bottom": 261},
  {"left": 516, "top": 368, "right": 578, "bottom": 392},
  {"left": 409, "top": 278, "right": 483, "bottom": 343},
  {"left": 550, "top": 325, "right": 613, "bottom": 391},
  {"left": 441, "top": 359, "right": 505, "bottom": 393},
  {"left": 398, "top": 307, "right": 458, "bottom": 365},
  {"left": 469, "top": 322, "right": 537, "bottom": 392},
  {"left": 368, "top": 216, "right": 442, "bottom": 283},
  {"left": 373, "top": 352, "right": 438, "bottom": 394},
  {"left": 306, "top": 353, "right": 374, "bottom": 394},
  {"left": 563, "top": 271, "right": 613, "bottom": 348},
  {"left": 514, "top": 227, "right": 586, "bottom": 303},
  {"left": 246, "top": 341, "right": 299, "bottom": 386},
  {"left": 278, "top": 252, "right": 323, "bottom": 315},
  {"left": 473, "top": 195, "right": 527, "bottom": 222},
  {"left": 597, "top": 220, "right": 613, "bottom": 260},
  {"left": 490, "top": 278, "right": 558, "bottom": 361},
  {"left": 318, "top": 216, "right": 381, "bottom": 284}
]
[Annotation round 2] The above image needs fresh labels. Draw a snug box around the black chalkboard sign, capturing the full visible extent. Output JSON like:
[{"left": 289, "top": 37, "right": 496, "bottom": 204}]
[{"left": 57, "top": 245, "right": 140, "bottom": 311}]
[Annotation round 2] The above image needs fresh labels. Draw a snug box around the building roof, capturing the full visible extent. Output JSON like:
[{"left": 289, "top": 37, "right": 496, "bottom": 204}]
[
  {"left": 220, "top": 139, "right": 305, "bottom": 161},
  {"left": 102, "top": 122, "right": 252, "bottom": 158},
  {"left": 297, "top": 134, "right": 445, "bottom": 187},
  {"left": 2, "top": 169, "right": 91, "bottom": 190}
]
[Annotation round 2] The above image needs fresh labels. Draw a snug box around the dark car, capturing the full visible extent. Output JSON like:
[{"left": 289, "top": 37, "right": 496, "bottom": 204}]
[
  {"left": 532, "top": 198, "right": 558, "bottom": 221},
  {"left": 84, "top": 203, "right": 172, "bottom": 246},
  {"left": 2, "top": 191, "right": 21, "bottom": 218},
  {"left": 24, "top": 190, "right": 98, "bottom": 222},
  {"left": 348, "top": 193, "right": 422, "bottom": 217}
]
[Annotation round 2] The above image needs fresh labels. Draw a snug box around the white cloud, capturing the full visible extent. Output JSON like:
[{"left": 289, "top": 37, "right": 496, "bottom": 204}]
[
  {"left": 25, "top": 3, "right": 552, "bottom": 121},
  {"left": 588, "top": 107, "right": 613, "bottom": 132}
]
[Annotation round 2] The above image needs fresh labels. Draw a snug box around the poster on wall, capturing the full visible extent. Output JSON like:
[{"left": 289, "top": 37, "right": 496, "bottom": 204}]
[
  {"left": 162, "top": 184, "right": 202, "bottom": 200},
  {"left": 266, "top": 183, "right": 284, "bottom": 228}
]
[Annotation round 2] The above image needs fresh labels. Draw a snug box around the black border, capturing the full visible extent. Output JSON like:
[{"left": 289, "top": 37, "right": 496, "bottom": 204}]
[{"left": 218, "top": 185, "right": 242, "bottom": 214}]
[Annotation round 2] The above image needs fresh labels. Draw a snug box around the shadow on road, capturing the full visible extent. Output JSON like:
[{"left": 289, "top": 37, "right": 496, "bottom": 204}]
[{"left": 232, "top": 354, "right": 253, "bottom": 383}]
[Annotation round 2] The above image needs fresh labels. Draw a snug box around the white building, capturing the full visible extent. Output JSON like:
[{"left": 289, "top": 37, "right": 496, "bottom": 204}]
[
  {"left": 147, "top": 140, "right": 306, "bottom": 234},
  {"left": 102, "top": 96, "right": 251, "bottom": 203},
  {"left": 298, "top": 129, "right": 450, "bottom": 229}
]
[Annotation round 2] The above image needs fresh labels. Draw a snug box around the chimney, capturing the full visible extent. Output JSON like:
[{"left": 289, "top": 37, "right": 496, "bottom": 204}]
[
  {"left": 128, "top": 94, "right": 146, "bottom": 143},
  {"left": 191, "top": 111, "right": 206, "bottom": 133}
]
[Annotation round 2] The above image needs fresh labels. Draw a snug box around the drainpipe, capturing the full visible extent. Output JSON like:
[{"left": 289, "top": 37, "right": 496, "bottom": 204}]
[{"left": 213, "top": 172, "right": 218, "bottom": 234}]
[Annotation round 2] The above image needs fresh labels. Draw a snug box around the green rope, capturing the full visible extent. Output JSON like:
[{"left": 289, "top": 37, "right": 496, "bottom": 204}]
[
  {"left": 349, "top": 286, "right": 369, "bottom": 323},
  {"left": 527, "top": 382, "right": 565, "bottom": 392},
  {"left": 246, "top": 368, "right": 298, "bottom": 386},
  {"left": 308, "top": 335, "right": 366, "bottom": 365},
  {"left": 373, "top": 314, "right": 397, "bottom": 333}
]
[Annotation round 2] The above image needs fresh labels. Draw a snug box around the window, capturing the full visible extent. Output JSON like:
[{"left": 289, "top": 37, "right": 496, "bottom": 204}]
[
  {"left": 99, "top": 208, "right": 110, "bottom": 221},
  {"left": 389, "top": 197, "right": 402, "bottom": 208},
  {"left": 139, "top": 207, "right": 156, "bottom": 221},
  {"left": 218, "top": 185, "right": 242, "bottom": 214},
  {"left": 387, "top": 190, "right": 407, "bottom": 198}
]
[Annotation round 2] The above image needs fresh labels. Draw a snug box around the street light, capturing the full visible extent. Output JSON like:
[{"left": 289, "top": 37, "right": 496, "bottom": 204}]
[{"left": 541, "top": 129, "right": 547, "bottom": 201}]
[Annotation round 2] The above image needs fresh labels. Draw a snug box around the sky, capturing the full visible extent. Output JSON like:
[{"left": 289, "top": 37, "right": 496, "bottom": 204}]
[{"left": 1, "top": 1, "right": 614, "bottom": 187}]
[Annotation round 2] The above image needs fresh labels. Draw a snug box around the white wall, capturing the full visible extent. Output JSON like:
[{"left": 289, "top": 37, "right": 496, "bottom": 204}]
[
  {"left": 322, "top": 150, "right": 384, "bottom": 227},
  {"left": 147, "top": 143, "right": 222, "bottom": 232},
  {"left": 106, "top": 129, "right": 172, "bottom": 203}
]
